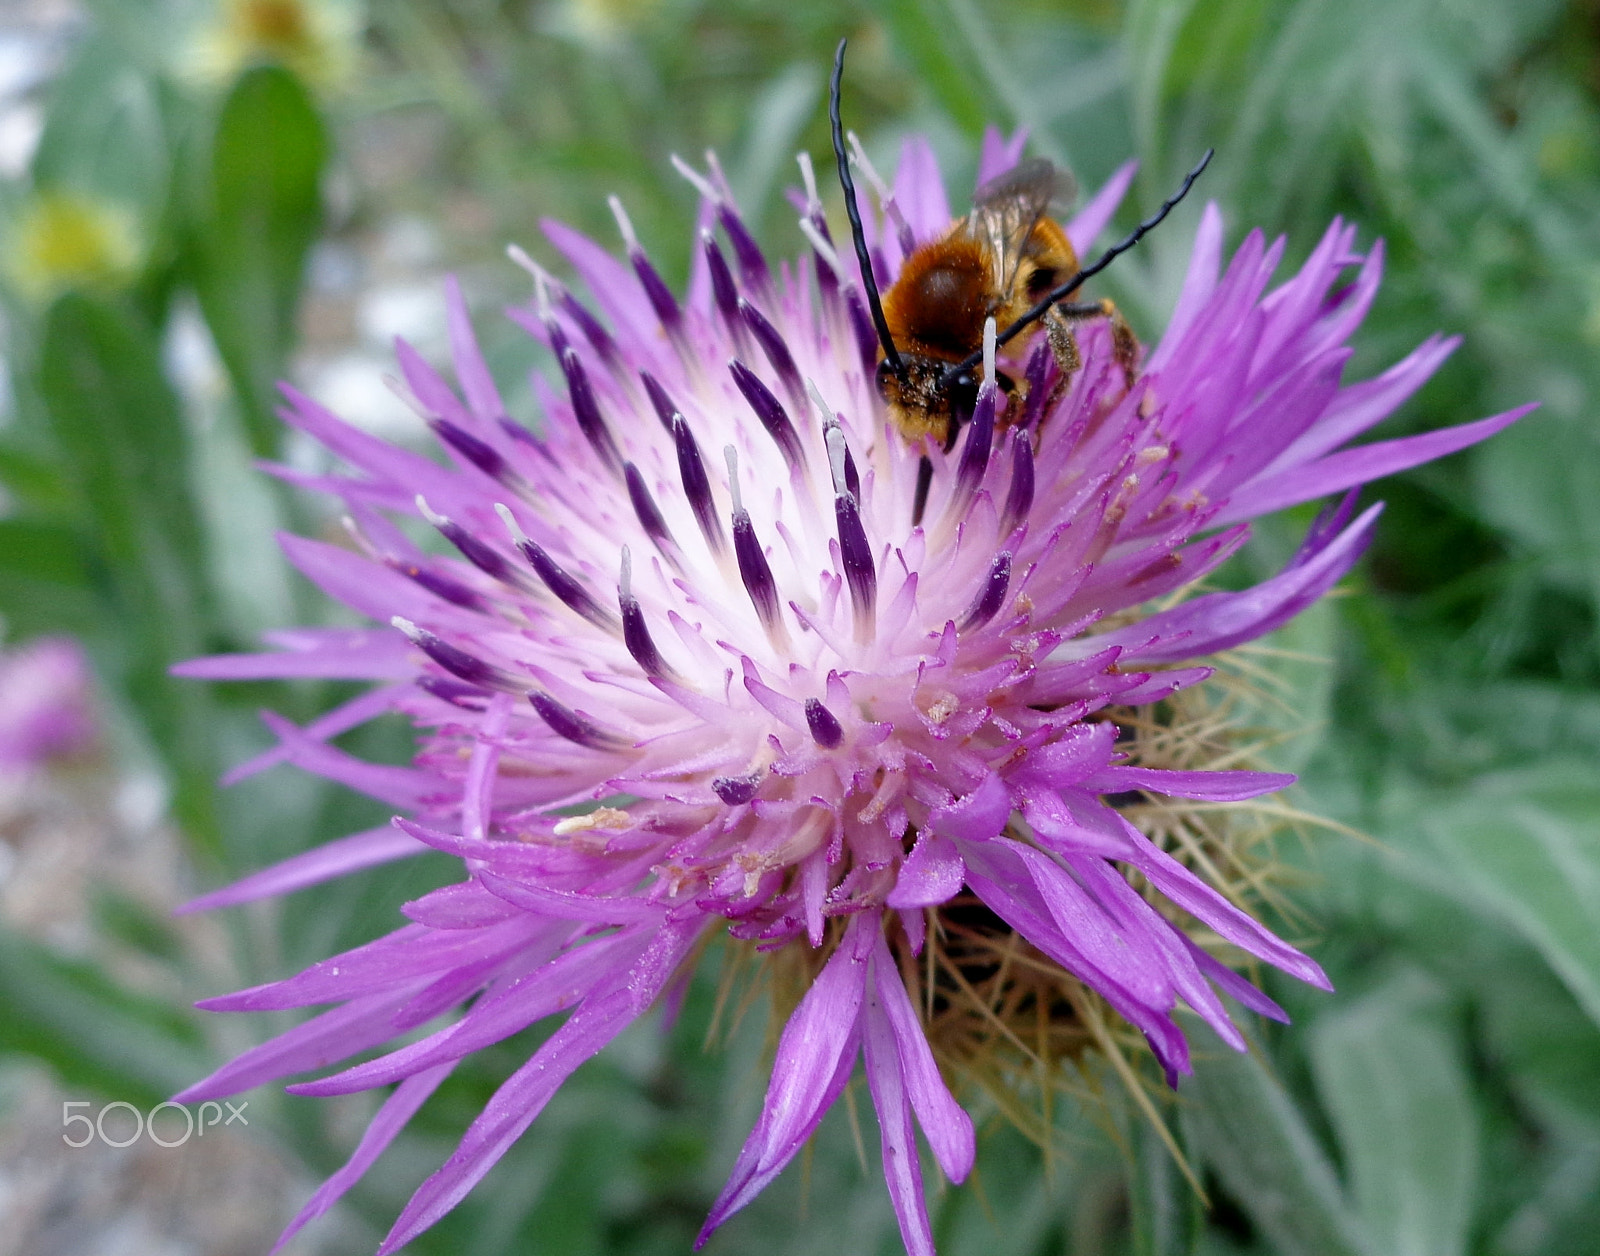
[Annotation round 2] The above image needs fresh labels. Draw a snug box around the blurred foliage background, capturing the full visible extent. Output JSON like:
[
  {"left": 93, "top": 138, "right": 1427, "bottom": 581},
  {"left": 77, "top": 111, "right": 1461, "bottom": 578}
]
[{"left": 0, "top": 0, "right": 1598, "bottom": 1253}]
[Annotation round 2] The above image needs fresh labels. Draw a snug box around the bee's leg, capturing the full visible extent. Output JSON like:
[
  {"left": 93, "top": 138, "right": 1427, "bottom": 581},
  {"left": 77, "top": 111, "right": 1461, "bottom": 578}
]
[{"left": 1051, "top": 299, "right": 1139, "bottom": 391}]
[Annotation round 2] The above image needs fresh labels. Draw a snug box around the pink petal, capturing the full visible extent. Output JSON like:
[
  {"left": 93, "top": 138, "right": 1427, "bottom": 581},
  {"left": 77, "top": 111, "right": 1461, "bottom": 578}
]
[
  {"left": 887, "top": 832, "right": 965, "bottom": 909},
  {"left": 863, "top": 986, "right": 935, "bottom": 1256}
]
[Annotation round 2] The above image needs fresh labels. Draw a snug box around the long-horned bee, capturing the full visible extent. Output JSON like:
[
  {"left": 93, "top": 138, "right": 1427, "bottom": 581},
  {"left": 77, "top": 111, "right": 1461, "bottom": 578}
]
[
  {"left": 828, "top": 40, "right": 1212, "bottom": 524},
  {"left": 876, "top": 156, "right": 1107, "bottom": 448}
]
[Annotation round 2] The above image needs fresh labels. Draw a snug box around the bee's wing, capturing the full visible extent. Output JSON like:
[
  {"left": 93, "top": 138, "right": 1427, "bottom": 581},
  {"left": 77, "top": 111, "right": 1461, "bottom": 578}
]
[{"left": 969, "top": 158, "right": 1075, "bottom": 302}]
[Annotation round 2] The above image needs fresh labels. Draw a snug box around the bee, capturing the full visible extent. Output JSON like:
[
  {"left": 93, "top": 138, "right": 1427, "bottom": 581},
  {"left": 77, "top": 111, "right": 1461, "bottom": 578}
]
[
  {"left": 875, "top": 156, "right": 1129, "bottom": 449},
  {"left": 827, "top": 39, "right": 1211, "bottom": 524}
]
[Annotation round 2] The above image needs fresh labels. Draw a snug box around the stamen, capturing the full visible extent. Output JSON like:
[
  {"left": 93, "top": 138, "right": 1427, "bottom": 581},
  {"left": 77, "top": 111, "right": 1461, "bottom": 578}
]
[
  {"left": 711, "top": 769, "right": 765, "bottom": 806},
  {"left": 607, "top": 195, "right": 641, "bottom": 253},
  {"left": 797, "top": 151, "right": 822, "bottom": 215},
  {"left": 805, "top": 697, "right": 844, "bottom": 749},
  {"left": 672, "top": 416, "right": 724, "bottom": 553},
  {"left": 639, "top": 372, "right": 679, "bottom": 431},
  {"left": 496, "top": 503, "right": 617, "bottom": 629},
  {"left": 847, "top": 131, "right": 915, "bottom": 256},
  {"left": 726, "top": 445, "right": 787, "bottom": 642},
  {"left": 952, "top": 379, "right": 997, "bottom": 502},
  {"left": 724, "top": 445, "right": 743, "bottom": 513},
  {"left": 738, "top": 299, "right": 806, "bottom": 412},
  {"left": 1002, "top": 432, "right": 1035, "bottom": 532},
  {"left": 618, "top": 546, "right": 675, "bottom": 681},
  {"left": 702, "top": 230, "right": 749, "bottom": 352},
  {"left": 730, "top": 360, "right": 806, "bottom": 472},
  {"left": 957, "top": 552, "right": 1013, "bottom": 631},
  {"left": 529, "top": 689, "right": 628, "bottom": 750},
  {"left": 430, "top": 417, "right": 525, "bottom": 490},
  {"left": 390, "top": 560, "right": 483, "bottom": 610},
  {"left": 982, "top": 315, "right": 997, "bottom": 385},
  {"left": 819, "top": 409, "right": 860, "bottom": 499},
  {"left": 623, "top": 462, "right": 678, "bottom": 555},
  {"left": 797, "top": 217, "right": 842, "bottom": 275},
  {"left": 505, "top": 243, "right": 553, "bottom": 318},
  {"left": 392, "top": 617, "right": 519, "bottom": 691},
  {"left": 417, "top": 495, "right": 529, "bottom": 592},
  {"left": 669, "top": 153, "right": 718, "bottom": 202},
  {"left": 825, "top": 426, "right": 876, "bottom": 638},
  {"left": 558, "top": 347, "right": 622, "bottom": 470}
]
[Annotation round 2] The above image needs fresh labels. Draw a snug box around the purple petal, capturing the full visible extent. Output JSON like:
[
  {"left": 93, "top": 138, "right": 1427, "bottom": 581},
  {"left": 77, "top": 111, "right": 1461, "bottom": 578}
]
[
  {"left": 1216, "top": 404, "right": 1535, "bottom": 524},
  {"left": 975, "top": 125, "right": 1028, "bottom": 186},
  {"left": 887, "top": 832, "right": 966, "bottom": 909},
  {"left": 271, "top": 1062, "right": 454, "bottom": 1253},
  {"left": 444, "top": 275, "right": 504, "bottom": 421},
  {"left": 869, "top": 931, "right": 974, "bottom": 1181},
  {"left": 699, "top": 916, "right": 872, "bottom": 1238},
  {"left": 377, "top": 919, "right": 704, "bottom": 1254},
  {"left": 863, "top": 984, "right": 935, "bottom": 1256},
  {"left": 177, "top": 826, "right": 420, "bottom": 914},
  {"left": 894, "top": 135, "right": 951, "bottom": 245},
  {"left": 1104, "top": 504, "right": 1382, "bottom": 663},
  {"left": 221, "top": 685, "right": 406, "bottom": 785},
  {"left": 1082, "top": 766, "right": 1296, "bottom": 801},
  {"left": 926, "top": 772, "right": 1011, "bottom": 842},
  {"left": 1066, "top": 159, "right": 1138, "bottom": 256}
]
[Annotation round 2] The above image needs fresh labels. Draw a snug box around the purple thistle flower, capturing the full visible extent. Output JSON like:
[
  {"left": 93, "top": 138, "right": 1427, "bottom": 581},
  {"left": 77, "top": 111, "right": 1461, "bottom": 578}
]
[
  {"left": 174, "top": 127, "right": 1530, "bottom": 1255},
  {"left": 0, "top": 635, "right": 96, "bottom": 773}
]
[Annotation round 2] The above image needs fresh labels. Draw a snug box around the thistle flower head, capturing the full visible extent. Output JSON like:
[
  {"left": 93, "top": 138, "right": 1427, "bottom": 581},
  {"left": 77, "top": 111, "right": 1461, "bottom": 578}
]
[{"left": 177, "top": 127, "right": 1529, "bottom": 1255}]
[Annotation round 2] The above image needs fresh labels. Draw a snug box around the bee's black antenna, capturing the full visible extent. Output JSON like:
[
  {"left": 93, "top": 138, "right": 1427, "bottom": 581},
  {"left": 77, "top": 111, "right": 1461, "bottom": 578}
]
[
  {"left": 831, "top": 38, "right": 903, "bottom": 376},
  {"left": 943, "top": 147, "right": 1214, "bottom": 383}
]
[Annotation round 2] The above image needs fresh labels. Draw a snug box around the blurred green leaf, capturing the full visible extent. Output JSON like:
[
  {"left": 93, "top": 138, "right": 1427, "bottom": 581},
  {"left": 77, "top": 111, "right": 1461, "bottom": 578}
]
[
  {"left": 1419, "top": 761, "right": 1600, "bottom": 1030},
  {"left": 1308, "top": 970, "right": 1478, "bottom": 1256},
  {"left": 1178, "top": 1013, "right": 1377, "bottom": 1256},
  {"left": 36, "top": 291, "right": 220, "bottom": 853},
  {"left": 0, "top": 926, "right": 205, "bottom": 1106},
  {"left": 30, "top": 35, "right": 169, "bottom": 225},
  {"left": 191, "top": 65, "right": 327, "bottom": 457}
]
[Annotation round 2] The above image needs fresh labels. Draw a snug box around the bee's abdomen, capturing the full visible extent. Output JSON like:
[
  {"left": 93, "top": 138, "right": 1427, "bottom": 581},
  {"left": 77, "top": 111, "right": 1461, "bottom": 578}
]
[{"left": 883, "top": 236, "right": 989, "bottom": 361}]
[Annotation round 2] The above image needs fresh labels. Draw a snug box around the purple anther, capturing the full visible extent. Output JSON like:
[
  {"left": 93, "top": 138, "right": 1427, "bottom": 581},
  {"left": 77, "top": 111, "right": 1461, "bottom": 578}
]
[
  {"left": 639, "top": 372, "right": 679, "bottom": 431},
  {"left": 729, "top": 360, "right": 805, "bottom": 472},
  {"left": 834, "top": 492, "right": 876, "bottom": 627},
  {"left": 717, "top": 206, "right": 771, "bottom": 293},
  {"left": 733, "top": 510, "right": 783, "bottom": 632},
  {"left": 703, "top": 233, "right": 745, "bottom": 340},
  {"left": 1020, "top": 342, "right": 1052, "bottom": 430},
  {"left": 389, "top": 560, "right": 484, "bottom": 611},
  {"left": 620, "top": 591, "right": 674, "bottom": 681},
  {"left": 417, "top": 675, "right": 491, "bottom": 709},
  {"left": 712, "top": 768, "right": 765, "bottom": 806},
  {"left": 402, "top": 623, "right": 517, "bottom": 691},
  {"left": 623, "top": 462, "right": 675, "bottom": 550},
  {"left": 672, "top": 416, "right": 723, "bottom": 553},
  {"left": 558, "top": 348, "right": 621, "bottom": 470},
  {"left": 630, "top": 248, "right": 683, "bottom": 336},
  {"left": 432, "top": 516, "right": 525, "bottom": 591},
  {"left": 516, "top": 538, "right": 617, "bottom": 629},
  {"left": 1002, "top": 433, "right": 1035, "bottom": 533},
  {"left": 559, "top": 291, "right": 622, "bottom": 373},
  {"left": 738, "top": 299, "right": 805, "bottom": 411},
  {"left": 958, "top": 551, "right": 1013, "bottom": 631},
  {"left": 431, "top": 419, "right": 513, "bottom": 484},
  {"left": 804, "top": 697, "right": 843, "bottom": 748},
  {"left": 529, "top": 689, "right": 626, "bottom": 750},
  {"left": 953, "top": 383, "right": 997, "bottom": 501}
]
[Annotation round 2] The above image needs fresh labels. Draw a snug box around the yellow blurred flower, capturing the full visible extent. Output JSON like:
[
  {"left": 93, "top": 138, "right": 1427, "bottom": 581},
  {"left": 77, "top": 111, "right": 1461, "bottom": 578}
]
[
  {"left": 8, "top": 191, "right": 141, "bottom": 302},
  {"left": 187, "top": 0, "right": 361, "bottom": 91}
]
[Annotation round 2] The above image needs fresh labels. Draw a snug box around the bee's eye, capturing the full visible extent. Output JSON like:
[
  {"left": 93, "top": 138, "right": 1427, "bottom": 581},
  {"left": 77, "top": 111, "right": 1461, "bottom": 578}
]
[{"left": 1027, "top": 267, "right": 1059, "bottom": 299}]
